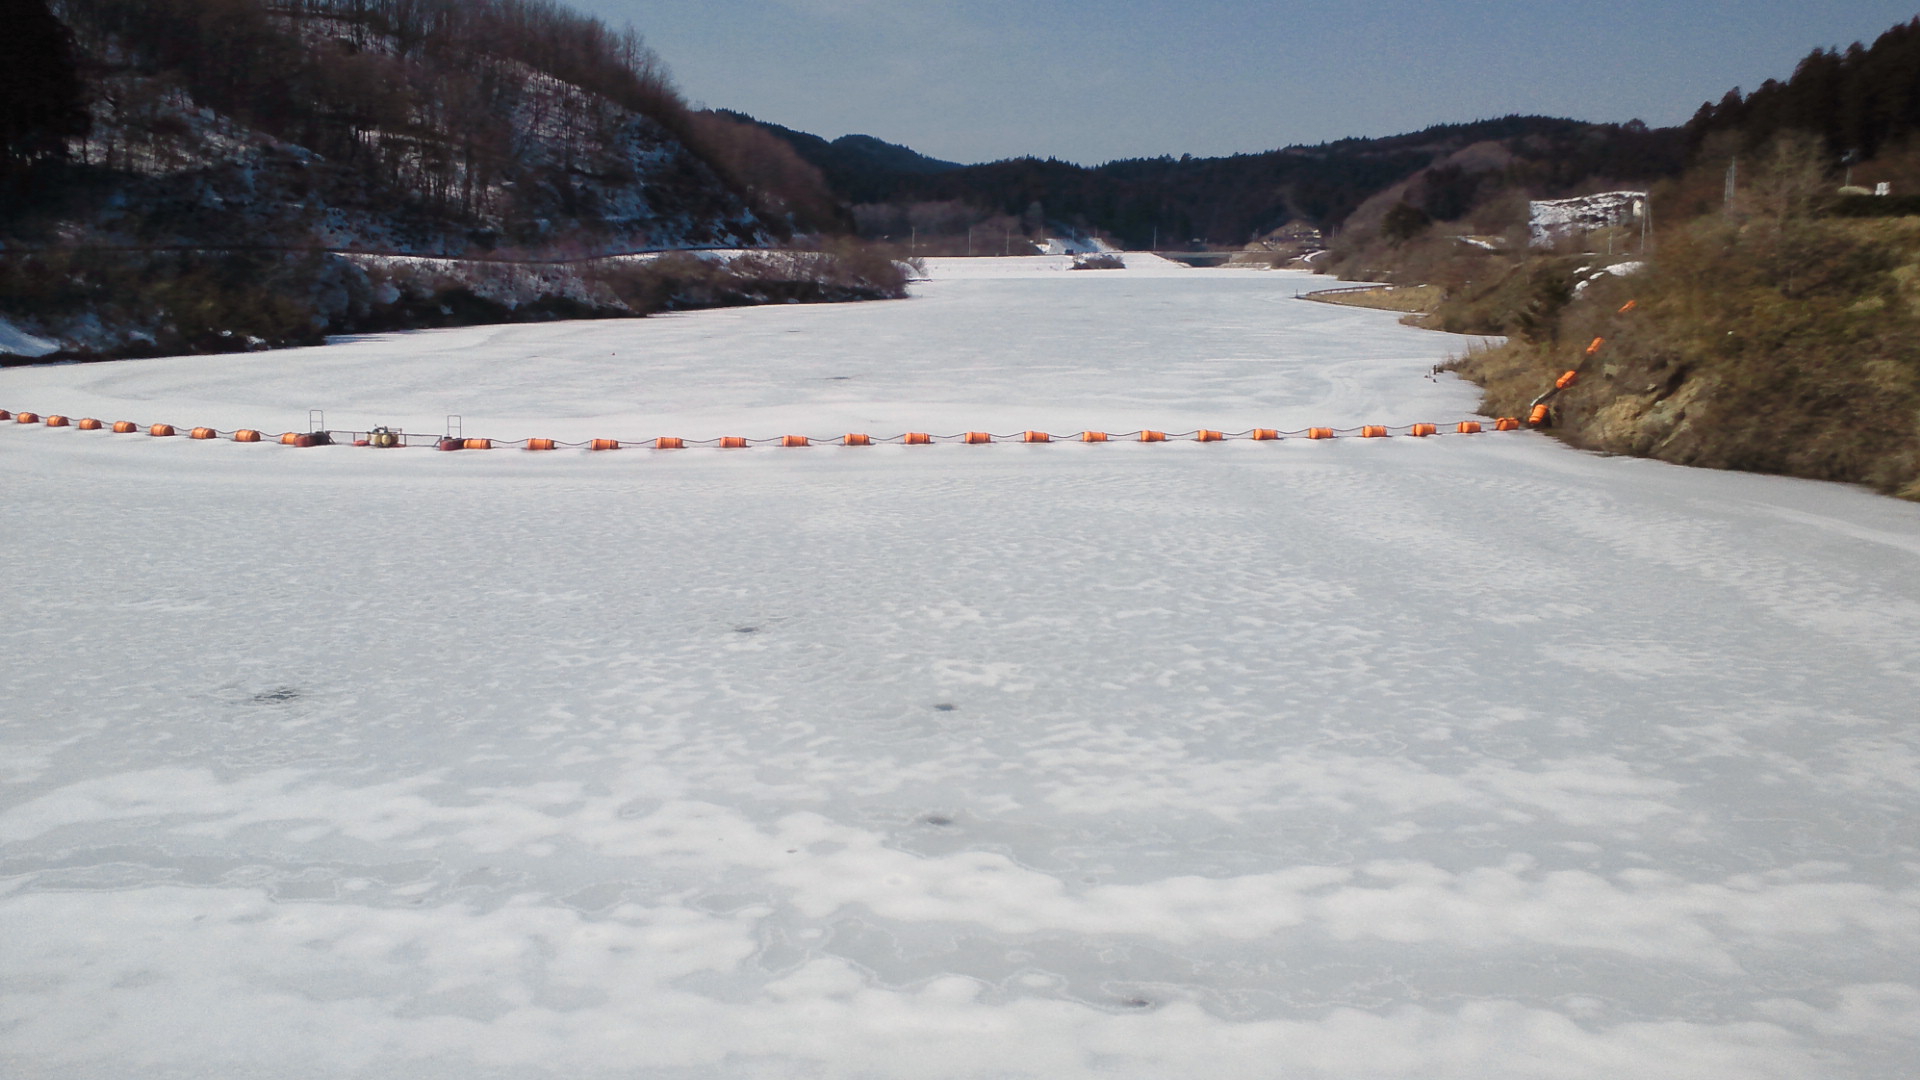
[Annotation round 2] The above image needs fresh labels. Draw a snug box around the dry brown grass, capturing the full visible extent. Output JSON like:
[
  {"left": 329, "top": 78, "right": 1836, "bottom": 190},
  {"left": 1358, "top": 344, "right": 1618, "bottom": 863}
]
[{"left": 1302, "top": 284, "right": 1442, "bottom": 314}]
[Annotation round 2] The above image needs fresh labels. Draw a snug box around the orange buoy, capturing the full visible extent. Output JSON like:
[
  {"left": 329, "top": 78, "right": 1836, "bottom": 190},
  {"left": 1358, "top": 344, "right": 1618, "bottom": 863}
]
[
  {"left": 963, "top": 432, "right": 992, "bottom": 444},
  {"left": 1307, "top": 428, "right": 1334, "bottom": 440},
  {"left": 233, "top": 429, "right": 262, "bottom": 442},
  {"left": 1250, "top": 429, "right": 1279, "bottom": 441},
  {"left": 1139, "top": 430, "right": 1166, "bottom": 443},
  {"left": 590, "top": 439, "right": 621, "bottom": 451},
  {"left": 149, "top": 424, "right": 175, "bottom": 437},
  {"left": 904, "top": 432, "right": 932, "bottom": 445},
  {"left": 1618, "top": 300, "right": 1637, "bottom": 314},
  {"left": 1556, "top": 370, "right": 1579, "bottom": 390},
  {"left": 1456, "top": 421, "right": 1483, "bottom": 434},
  {"left": 1195, "top": 430, "right": 1224, "bottom": 442},
  {"left": 1495, "top": 418, "right": 1521, "bottom": 431},
  {"left": 654, "top": 437, "right": 682, "bottom": 450},
  {"left": 1361, "top": 426, "right": 1389, "bottom": 438},
  {"left": 282, "top": 432, "right": 304, "bottom": 445},
  {"left": 1080, "top": 431, "right": 1109, "bottom": 442},
  {"left": 77, "top": 418, "right": 103, "bottom": 430},
  {"left": 1528, "top": 404, "right": 1551, "bottom": 427},
  {"left": 1585, "top": 337, "right": 1606, "bottom": 357},
  {"left": 780, "top": 435, "right": 810, "bottom": 447},
  {"left": 16, "top": 412, "right": 38, "bottom": 424},
  {"left": 1021, "top": 431, "right": 1050, "bottom": 443},
  {"left": 1409, "top": 423, "right": 1437, "bottom": 437},
  {"left": 190, "top": 427, "right": 218, "bottom": 440},
  {"left": 45, "top": 415, "right": 70, "bottom": 427},
  {"left": 719, "top": 436, "right": 749, "bottom": 449},
  {"left": 526, "top": 438, "right": 556, "bottom": 451},
  {"left": 843, "top": 433, "right": 873, "bottom": 446},
  {"left": 462, "top": 438, "right": 492, "bottom": 450},
  {"left": 113, "top": 421, "right": 138, "bottom": 434}
]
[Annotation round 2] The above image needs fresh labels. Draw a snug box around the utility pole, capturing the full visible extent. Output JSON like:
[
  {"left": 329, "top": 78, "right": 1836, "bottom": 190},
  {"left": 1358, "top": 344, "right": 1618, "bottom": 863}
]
[{"left": 1724, "top": 157, "right": 1737, "bottom": 217}]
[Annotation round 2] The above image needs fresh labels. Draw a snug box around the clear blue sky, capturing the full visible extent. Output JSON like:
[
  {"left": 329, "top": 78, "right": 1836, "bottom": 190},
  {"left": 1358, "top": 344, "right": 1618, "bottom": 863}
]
[{"left": 569, "top": 1, "right": 1920, "bottom": 165}]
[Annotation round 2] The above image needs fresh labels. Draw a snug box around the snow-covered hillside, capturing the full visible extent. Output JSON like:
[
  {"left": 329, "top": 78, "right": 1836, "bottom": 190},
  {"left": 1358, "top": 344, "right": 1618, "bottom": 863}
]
[
  {"left": 1, "top": 0, "right": 800, "bottom": 358},
  {"left": 1530, "top": 191, "right": 1646, "bottom": 247},
  {"left": 54, "top": 12, "right": 770, "bottom": 257},
  {"left": 3, "top": 263, "right": 1918, "bottom": 1079}
]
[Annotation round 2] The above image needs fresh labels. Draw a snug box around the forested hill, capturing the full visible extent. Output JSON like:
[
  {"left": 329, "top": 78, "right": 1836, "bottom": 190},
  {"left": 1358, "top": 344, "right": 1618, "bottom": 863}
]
[
  {"left": 5, "top": 0, "right": 852, "bottom": 254},
  {"left": 1685, "top": 16, "right": 1920, "bottom": 163},
  {"left": 706, "top": 111, "right": 962, "bottom": 207},
  {"left": 736, "top": 112, "right": 1689, "bottom": 250},
  {"left": 0, "top": 0, "right": 921, "bottom": 359}
]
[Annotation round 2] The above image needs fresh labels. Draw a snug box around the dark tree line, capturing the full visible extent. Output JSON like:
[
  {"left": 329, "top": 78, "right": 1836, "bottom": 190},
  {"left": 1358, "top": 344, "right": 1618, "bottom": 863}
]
[
  {"left": 1, "top": 0, "right": 90, "bottom": 178},
  {"left": 749, "top": 113, "right": 1687, "bottom": 247},
  {"left": 1687, "top": 17, "right": 1920, "bottom": 162}
]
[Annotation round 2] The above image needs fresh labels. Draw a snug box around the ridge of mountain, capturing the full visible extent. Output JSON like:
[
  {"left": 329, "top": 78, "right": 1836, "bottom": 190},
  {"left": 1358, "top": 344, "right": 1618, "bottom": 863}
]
[{"left": 731, "top": 112, "right": 1689, "bottom": 247}]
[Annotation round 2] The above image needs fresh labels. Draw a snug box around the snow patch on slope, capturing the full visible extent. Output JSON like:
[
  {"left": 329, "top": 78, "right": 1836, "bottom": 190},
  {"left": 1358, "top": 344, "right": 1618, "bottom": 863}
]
[{"left": 0, "top": 317, "right": 60, "bottom": 357}]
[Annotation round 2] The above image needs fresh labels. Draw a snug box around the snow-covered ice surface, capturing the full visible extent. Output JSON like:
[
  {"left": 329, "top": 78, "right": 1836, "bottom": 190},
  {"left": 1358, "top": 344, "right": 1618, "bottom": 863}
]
[{"left": 4, "top": 259, "right": 1920, "bottom": 1079}]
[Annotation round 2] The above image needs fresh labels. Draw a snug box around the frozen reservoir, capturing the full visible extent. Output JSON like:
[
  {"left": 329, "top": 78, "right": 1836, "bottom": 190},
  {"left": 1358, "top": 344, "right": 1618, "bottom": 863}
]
[{"left": 2, "top": 256, "right": 1918, "bottom": 1078}]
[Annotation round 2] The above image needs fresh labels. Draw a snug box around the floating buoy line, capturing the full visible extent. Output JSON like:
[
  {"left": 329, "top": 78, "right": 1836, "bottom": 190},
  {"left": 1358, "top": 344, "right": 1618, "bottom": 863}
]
[
  {"left": 2, "top": 407, "right": 1534, "bottom": 453},
  {"left": 8, "top": 303, "right": 1639, "bottom": 457}
]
